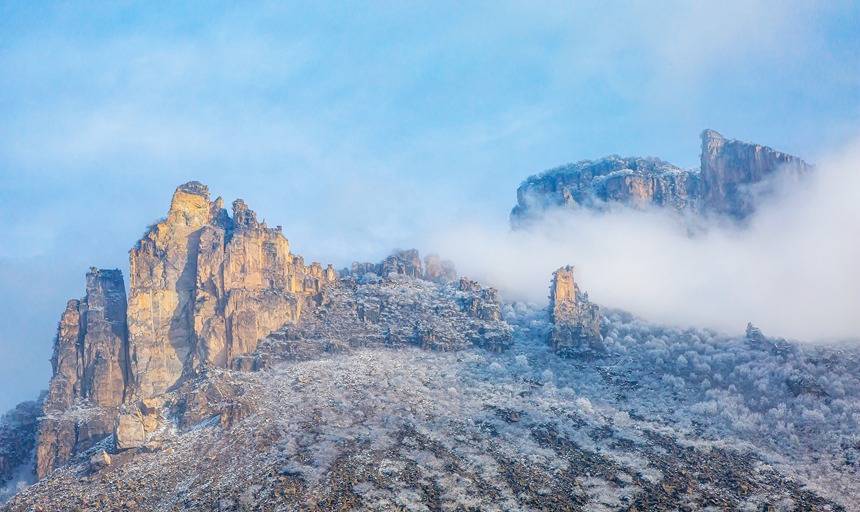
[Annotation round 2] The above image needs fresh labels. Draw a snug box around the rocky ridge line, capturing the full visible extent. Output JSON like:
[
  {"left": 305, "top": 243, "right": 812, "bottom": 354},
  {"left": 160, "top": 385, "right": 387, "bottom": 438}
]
[
  {"left": 511, "top": 129, "right": 813, "bottom": 226},
  {"left": 20, "top": 182, "right": 512, "bottom": 484}
]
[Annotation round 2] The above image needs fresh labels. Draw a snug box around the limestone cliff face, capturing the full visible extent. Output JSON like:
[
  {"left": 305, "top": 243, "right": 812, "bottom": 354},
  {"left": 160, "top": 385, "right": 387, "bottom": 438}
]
[
  {"left": 29, "top": 183, "right": 503, "bottom": 483},
  {"left": 511, "top": 130, "right": 810, "bottom": 225},
  {"left": 34, "top": 182, "right": 337, "bottom": 480},
  {"left": 127, "top": 182, "right": 228, "bottom": 398},
  {"left": 128, "top": 182, "right": 336, "bottom": 398},
  {"left": 193, "top": 198, "right": 333, "bottom": 371},
  {"left": 700, "top": 129, "right": 812, "bottom": 218},
  {"left": 548, "top": 266, "right": 602, "bottom": 354},
  {"left": 36, "top": 269, "right": 128, "bottom": 479},
  {"left": 511, "top": 156, "right": 698, "bottom": 227},
  {"left": 80, "top": 269, "right": 129, "bottom": 407}
]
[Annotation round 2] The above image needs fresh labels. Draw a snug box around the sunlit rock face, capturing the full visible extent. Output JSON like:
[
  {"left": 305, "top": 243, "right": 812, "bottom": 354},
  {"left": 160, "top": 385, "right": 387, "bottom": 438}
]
[
  {"left": 193, "top": 197, "right": 335, "bottom": 371},
  {"left": 127, "top": 182, "right": 228, "bottom": 399},
  {"left": 548, "top": 266, "right": 602, "bottom": 354},
  {"left": 36, "top": 268, "right": 129, "bottom": 479},
  {"left": 510, "top": 130, "right": 811, "bottom": 226},
  {"left": 127, "top": 182, "right": 336, "bottom": 398},
  {"left": 32, "top": 182, "right": 338, "bottom": 481},
  {"left": 22, "top": 183, "right": 511, "bottom": 488}
]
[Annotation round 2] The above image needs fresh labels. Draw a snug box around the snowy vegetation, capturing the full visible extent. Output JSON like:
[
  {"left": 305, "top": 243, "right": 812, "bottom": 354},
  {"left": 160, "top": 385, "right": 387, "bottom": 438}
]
[{"left": 7, "top": 297, "right": 857, "bottom": 510}]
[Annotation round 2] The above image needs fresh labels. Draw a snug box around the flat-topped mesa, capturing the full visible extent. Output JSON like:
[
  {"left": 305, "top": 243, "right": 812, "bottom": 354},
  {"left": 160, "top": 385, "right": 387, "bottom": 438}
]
[
  {"left": 36, "top": 268, "right": 129, "bottom": 479},
  {"left": 511, "top": 156, "right": 699, "bottom": 227},
  {"left": 548, "top": 266, "right": 602, "bottom": 355},
  {"left": 700, "top": 129, "right": 812, "bottom": 218},
  {"left": 128, "top": 182, "right": 337, "bottom": 399},
  {"left": 511, "top": 130, "right": 811, "bottom": 226}
]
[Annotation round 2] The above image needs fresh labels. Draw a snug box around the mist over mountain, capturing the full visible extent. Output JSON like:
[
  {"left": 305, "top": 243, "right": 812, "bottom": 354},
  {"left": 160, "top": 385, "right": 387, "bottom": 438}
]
[
  {"left": 433, "top": 130, "right": 860, "bottom": 342},
  {"left": 1, "top": 2, "right": 858, "bottom": 510},
  {"left": 1, "top": 142, "right": 858, "bottom": 509}
]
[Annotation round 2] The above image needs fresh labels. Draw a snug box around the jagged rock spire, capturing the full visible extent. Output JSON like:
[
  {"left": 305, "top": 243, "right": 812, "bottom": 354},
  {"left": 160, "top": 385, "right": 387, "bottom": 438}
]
[
  {"left": 36, "top": 268, "right": 129, "bottom": 479},
  {"left": 548, "top": 266, "right": 602, "bottom": 354},
  {"left": 35, "top": 182, "right": 340, "bottom": 480},
  {"left": 127, "top": 182, "right": 336, "bottom": 398}
]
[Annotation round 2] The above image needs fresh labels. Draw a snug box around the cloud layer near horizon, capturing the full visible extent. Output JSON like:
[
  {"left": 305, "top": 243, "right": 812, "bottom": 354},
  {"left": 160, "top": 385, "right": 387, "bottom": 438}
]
[{"left": 428, "top": 139, "right": 860, "bottom": 342}]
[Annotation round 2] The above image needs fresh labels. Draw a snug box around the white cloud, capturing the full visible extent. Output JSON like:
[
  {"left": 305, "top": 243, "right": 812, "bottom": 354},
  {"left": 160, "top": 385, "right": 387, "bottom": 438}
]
[{"left": 428, "top": 137, "right": 860, "bottom": 342}]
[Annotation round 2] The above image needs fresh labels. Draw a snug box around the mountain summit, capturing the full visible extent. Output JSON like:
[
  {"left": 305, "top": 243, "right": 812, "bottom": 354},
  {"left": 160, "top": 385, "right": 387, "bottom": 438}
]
[{"left": 511, "top": 130, "right": 812, "bottom": 226}]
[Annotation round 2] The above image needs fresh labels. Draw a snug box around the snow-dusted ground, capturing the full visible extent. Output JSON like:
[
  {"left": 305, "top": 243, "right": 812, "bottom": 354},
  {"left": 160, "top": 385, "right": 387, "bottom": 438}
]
[
  {"left": 504, "top": 303, "right": 860, "bottom": 506},
  {"left": 6, "top": 301, "right": 856, "bottom": 511}
]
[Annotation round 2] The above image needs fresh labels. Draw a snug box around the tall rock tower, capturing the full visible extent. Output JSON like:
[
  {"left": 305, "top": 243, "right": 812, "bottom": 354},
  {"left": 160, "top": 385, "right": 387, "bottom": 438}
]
[
  {"left": 36, "top": 268, "right": 129, "bottom": 478},
  {"left": 34, "top": 181, "right": 337, "bottom": 480},
  {"left": 548, "top": 266, "right": 602, "bottom": 354},
  {"left": 126, "top": 182, "right": 337, "bottom": 398},
  {"left": 126, "top": 182, "right": 229, "bottom": 398}
]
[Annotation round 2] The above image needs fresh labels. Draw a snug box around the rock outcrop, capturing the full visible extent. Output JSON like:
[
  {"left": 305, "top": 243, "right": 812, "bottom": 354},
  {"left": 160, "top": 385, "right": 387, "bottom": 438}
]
[
  {"left": 510, "top": 130, "right": 811, "bottom": 226},
  {"left": 127, "top": 182, "right": 336, "bottom": 399},
  {"left": 113, "top": 414, "right": 146, "bottom": 450},
  {"left": 511, "top": 156, "right": 697, "bottom": 227},
  {"left": 33, "top": 183, "right": 338, "bottom": 480},
  {"left": 422, "top": 254, "right": 458, "bottom": 284},
  {"left": 700, "top": 129, "right": 812, "bottom": 218},
  {"left": 348, "top": 250, "right": 458, "bottom": 284},
  {"left": 29, "top": 184, "right": 505, "bottom": 483},
  {"left": 36, "top": 268, "right": 128, "bottom": 479},
  {"left": 259, "top": 249, "right": 512, "bottom": 360},
  {"left": 127, "top": 182, "right": 224, "bottom": 399},
  {"left": 547, "top": 266, "right": 602, "bottom": 354}
]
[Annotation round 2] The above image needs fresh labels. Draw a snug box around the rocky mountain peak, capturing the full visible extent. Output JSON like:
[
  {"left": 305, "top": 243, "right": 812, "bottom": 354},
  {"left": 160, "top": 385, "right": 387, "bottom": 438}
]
[
  {"left": 128, "top": 183, "right": 334, "bottom": 399},
  {"left": 549, "top": 265, "right": 577, "bottom": 309},
  {"left": 511, "top": 129, "right": 812, "bottom": 225},
  {"left": 701, "top": 128, "right": 725, "bottom": 147},
  {"left": 166, "top": 181, "right": 216, "bottom": 227},
  {"left": 36, "top": 267, "right": 129, "bottom": 478},
  {"left": 22, "top": 182, "right": 512, "bottom": 488},
  {"left": 231, "top": 198, "right": 259, "bottom": 230}
]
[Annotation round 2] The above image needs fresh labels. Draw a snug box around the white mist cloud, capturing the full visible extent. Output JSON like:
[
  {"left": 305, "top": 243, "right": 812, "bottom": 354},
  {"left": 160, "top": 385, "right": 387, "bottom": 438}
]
[{"left": 428, "top": 138, "right": 860, "bottom": 342}]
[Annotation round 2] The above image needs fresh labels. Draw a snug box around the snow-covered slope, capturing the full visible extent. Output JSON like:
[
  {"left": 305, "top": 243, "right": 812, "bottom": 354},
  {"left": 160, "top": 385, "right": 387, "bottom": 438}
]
[{"left": 5, "top": 301, "right": 856, "bottom": 511}]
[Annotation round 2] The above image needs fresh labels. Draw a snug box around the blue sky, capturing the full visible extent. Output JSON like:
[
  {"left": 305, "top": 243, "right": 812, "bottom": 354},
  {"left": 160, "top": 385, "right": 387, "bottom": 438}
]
[{"left": 0, "top": 1, "right": 858, "bottom": 411}]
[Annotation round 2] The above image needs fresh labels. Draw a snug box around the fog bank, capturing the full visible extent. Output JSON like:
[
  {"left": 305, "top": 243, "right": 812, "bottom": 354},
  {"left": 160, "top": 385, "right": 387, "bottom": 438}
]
[{"left": 429, "top": 139, "right": 860, "bottom": 342}]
